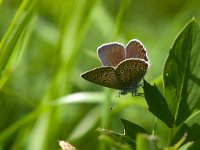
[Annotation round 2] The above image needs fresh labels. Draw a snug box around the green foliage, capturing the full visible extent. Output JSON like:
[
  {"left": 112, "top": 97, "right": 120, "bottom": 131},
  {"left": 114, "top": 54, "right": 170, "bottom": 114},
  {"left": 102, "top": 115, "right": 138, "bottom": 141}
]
[
  {"left": 172, "top": 111, "right": 200, "bottom": 148},
  {"left": 142, "top": 18, "right": 200, "bottom": 127},
  {"left": 136, "top": 134, "right": 159, "bottom": 150},
  {"left": 1, "top": 0, "right": 200, "bottom": 150},
  {"left": 143, "top": 79, "right": 174, "bottom": 127},
  {"left": 163, "top": 19, "right": 200, "bottom": 126},
  {"left": 97, "top": 19, "right": 200, "bottom": 149},
  {"left": 121, "top": 119, "right": 148, "bottom": 140},
  {"left": 0, "top": 0, "right": 38, "bottom": 89},
  {"left": 98, "top": 128, "right": 134, "bottom": 150},
  {"left": 98, "top": 119, "right": 148, "bottom": 149}
]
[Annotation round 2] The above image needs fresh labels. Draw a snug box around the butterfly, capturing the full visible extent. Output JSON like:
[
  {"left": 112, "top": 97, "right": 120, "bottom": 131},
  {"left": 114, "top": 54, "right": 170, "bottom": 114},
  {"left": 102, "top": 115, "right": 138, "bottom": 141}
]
[{"left": 81, "top": 39, "right": 149, "bottom": 96}]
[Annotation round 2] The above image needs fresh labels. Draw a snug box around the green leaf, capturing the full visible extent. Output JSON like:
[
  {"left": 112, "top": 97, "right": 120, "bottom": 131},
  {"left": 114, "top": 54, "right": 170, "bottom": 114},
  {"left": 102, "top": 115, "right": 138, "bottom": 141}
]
[
  {"left": 68, "top": 106, "right": 101, "bottom": 141},
  {"left": 121, "top": 118, "right": 148, "bottom": 140},
  {"left": 178, "top": 142, "right": 193, "bottom": 150},
  {"left": 188, "top": 139, "right": 200, "bottom": 150},
  {"left": 97, "top": 128, "right": 134, "bottom": 150},
  {"left": 172, "top": 110, "right": 200, "bottom": 144},
  {"left": 163, "top": 18, "right": 200, "bottom": 125},
  {"left": 164, "top": 133, "right": 193, "bottom": 150},
  {"left": 0, "top": 0, "right": 38, "bottom": 89},
  {"left": 136, "top": 134, "right": 160, "bottom": 150},
  {"left": 98, "top": 119, "right": 149, "bottom": 149},
  {"left": 143, "top": 79, "right": 174, "bottom": 127}
]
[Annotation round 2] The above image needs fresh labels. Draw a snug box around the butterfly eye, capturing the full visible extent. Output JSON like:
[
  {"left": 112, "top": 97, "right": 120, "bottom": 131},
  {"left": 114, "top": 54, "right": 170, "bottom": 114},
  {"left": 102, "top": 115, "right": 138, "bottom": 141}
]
[{"left": 105, "top": 73, "right": 108, "bottom": 76}]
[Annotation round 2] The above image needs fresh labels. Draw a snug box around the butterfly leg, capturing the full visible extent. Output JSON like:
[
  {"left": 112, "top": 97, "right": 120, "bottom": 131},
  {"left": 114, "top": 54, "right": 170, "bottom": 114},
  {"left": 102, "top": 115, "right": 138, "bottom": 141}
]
[
  {"left": 131, "top": 91, "right": 144, "bottom": 97},
  {"left": 131, "top": 90, "right": 137, "bottom": 96},
  {"left": 119, "top": 90, "right": 128, "bottom": 95},
  {"left": 131, "top": 91, "right": 134, "bottom": 96},
  {"left": 136, "top": 92, "right": 144, "bottom": 97},
  {"left": 138, "top": 82, "right": 144, "bottom": 87},
  {"left": 118, "top": 91, "right": 121, "bottom": 97},
  {"left": 130, "top": 82, "right": 144, "bottom": 97}
]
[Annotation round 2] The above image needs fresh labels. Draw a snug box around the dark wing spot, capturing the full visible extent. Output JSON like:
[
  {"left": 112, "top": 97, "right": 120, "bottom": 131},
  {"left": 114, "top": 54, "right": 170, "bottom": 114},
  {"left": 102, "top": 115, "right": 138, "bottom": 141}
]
[
  {"left": 102, "top": 79, "right": 106, "bottom": 83},
  {"left": 120, "top": 70, "right": 124, "bottom": 73},
  {"left": 93, "top": 75, "right": 98, "bottom": 80},
  {"left": 117, "top": 73, "right": 120, "bottom": 76}
]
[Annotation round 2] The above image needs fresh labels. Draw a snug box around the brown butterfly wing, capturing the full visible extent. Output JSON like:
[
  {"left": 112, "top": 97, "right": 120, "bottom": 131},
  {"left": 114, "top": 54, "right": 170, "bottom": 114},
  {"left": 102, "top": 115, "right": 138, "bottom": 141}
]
[
  {"left": 126, "top": 39, "right": 148, "bottom": 61},
  {"left": 97, "top": 43, "right": 125, "bottom": 67},
  {"left": 81, "top": 67, "right": 122, "bottom": 90},
  {"left": 115, "top": 58, "right": 148, "bottom": 88}
]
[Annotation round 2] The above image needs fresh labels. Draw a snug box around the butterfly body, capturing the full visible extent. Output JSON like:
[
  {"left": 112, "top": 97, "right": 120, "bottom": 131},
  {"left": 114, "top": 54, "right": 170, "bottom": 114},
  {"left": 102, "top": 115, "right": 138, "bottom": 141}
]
[{"left": 81, "top": 39, "right": 149, "bottom": 95}]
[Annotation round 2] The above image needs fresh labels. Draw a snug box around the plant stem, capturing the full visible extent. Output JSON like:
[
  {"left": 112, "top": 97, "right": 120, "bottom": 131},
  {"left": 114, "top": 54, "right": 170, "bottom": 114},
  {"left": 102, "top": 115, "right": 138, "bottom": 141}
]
[
  {"left": 167, "top": 127, "right": 173, "bottom": 146},
  {"left": 151, "top": 117, "right": 158, "bottom": 136},
  {"left": 99, "top": 88, "right": 112, "bottom": 150}
]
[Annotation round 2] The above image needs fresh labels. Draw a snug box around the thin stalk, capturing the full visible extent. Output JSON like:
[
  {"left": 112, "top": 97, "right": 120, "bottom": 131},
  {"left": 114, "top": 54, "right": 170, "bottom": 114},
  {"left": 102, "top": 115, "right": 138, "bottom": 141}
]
[
  {"left": 99, "top": 88, "right": 112, "bottom": 150},
  {"left": 167, "top": 127, "right": 173, "bottom": 146},
  {"left": 151, "top": 117, "right": 158, "bottom": 137}
]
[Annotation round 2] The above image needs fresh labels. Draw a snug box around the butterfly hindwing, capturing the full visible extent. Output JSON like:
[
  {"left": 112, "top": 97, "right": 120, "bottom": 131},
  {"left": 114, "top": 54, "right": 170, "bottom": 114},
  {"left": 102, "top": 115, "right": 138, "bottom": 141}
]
[
  {"left": 126, "top": 39, "right": 148, "bottom": 61},
  {"left": 97, "top": 43, "right": 125, "bottom": 67},
  {"left": 81, "top": 66, "right": 122, "bottom": 90},
  {"left": 115, "top": 58, "right": 148, "bottom": 88}
]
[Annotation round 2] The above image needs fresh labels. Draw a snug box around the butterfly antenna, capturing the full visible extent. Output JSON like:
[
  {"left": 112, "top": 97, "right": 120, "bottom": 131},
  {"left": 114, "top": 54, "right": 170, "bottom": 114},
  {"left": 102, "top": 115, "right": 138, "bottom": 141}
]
[{"left": 109, "top": 92, "right": 120, "bottom": 111}]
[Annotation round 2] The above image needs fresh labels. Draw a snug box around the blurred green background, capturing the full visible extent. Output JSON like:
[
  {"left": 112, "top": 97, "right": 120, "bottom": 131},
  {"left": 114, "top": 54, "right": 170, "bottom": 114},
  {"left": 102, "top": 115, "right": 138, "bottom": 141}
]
[{"left": 0, "top": 0, "right": 200, "bottom": 149}]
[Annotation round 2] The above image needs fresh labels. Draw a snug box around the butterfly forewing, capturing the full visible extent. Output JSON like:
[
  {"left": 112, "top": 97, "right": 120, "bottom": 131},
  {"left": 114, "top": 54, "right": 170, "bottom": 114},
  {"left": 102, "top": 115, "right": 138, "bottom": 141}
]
[
  {"left": 126, "top": 39, "right": 148, "bottom": 61},
  {"left": 81, "top": 67, "right": 122, "bottom": 90},
  {"left": 115, "top": 59, "right": 148, "bottom": 88},
  {"left": 97, "top": 43, "right": 125, "bottom": 67}
]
